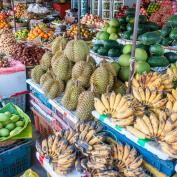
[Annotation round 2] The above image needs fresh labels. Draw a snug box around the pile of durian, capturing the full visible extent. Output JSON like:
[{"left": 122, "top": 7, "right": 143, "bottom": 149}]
[
  {"left": 31, "top": 35, "right": 123, "bottom": 121},
  {"left": 38, "top": 121, "right": 148, "bottom": 177}
]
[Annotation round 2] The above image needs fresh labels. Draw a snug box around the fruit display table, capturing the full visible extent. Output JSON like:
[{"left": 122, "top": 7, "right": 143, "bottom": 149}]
[{"left": 92, "top": 111, "right": 177, "bottom": 176}]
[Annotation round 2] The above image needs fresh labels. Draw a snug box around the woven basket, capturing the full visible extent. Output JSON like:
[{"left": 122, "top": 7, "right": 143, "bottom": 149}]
[{"left": 0, "top": 140, "right": 17, "bottom": 147}]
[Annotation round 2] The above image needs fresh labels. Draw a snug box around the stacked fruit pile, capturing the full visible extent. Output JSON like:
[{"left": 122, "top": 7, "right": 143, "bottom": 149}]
[
  {"left": 96, "top": 18, "right": 119, "bottom": 41},
  {"left": 14, "top": 3, "right": 26, "bottom": 18},
  {"left": 66, "top": 24, "right": 95, "bottom": 41},
  {"left": 15, "top": 29, "right": 29, "bottom": 40},
  {"left": 81, "top": 14, "right": 104, "bottom": 29},
  {"left": 31, "top": 36, "right": 125, "bottom": 120},
  {"left": 0, "top": 29, "right": 16, "bottom": 56},
  {"left": 0, "top": 112, "right": 25, "bottom": 138},
  {"left": 149, "top": 0, "right": 173, "bottom": 27},
  {"left": 38, "top": 122, "right": 147, "bottom": 176},
  {"left": 114, "top": 6, "right": 128, "bottom": 19},
  {"left": 27, "top": 23, "right": 53, "bottom": 41},
  {"left": 0, "top": 14, "right": 9, "bottom": 29},
  {"left": 12, "top": 43, "right": 45, "bottom": 66},
  {"left": 160, "top": 15, "right": 177, "bottom": 46}
]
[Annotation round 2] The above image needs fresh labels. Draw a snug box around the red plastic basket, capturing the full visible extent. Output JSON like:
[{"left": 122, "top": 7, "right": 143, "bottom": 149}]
[{"left": 52, "top": 3, "right": 71, "bottom": 18}]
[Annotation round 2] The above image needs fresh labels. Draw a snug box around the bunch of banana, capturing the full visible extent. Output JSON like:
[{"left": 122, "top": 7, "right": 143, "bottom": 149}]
[
  {"left": 166, "top": 63, "right": 177, "bottom": 81},
  {"left": 112, "top": 142, "right": 145, "bottom": 177},
  {"left": 94, "top": 92, "right": 134, "bottom": 127},
  {"left": 75, "top": 121, "right": 104, "bottom": 155},
  {"left": 55, "top": 143, "right": 76, "bottom": 175},
  {"left": 131, "top": 87, "right": 167, "bottom": 115},
  {"left": 41, "top": 134, "right": 59, "bottom": 161},
  {"left": 87, "top": 143, "right": 118, "bottom": 177},
  {"left": 131, "top": 72, "right": 173, "bottom": 92}
]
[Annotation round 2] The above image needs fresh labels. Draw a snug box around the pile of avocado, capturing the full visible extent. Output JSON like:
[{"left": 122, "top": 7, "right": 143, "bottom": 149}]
[{"left": 0, "top": 112, "right": 25, "bottom": 138}]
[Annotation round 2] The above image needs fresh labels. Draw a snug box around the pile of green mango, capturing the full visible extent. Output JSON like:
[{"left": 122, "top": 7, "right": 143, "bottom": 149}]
[{"left": 0, "top": 112, "right": 25, "bottom": 137}]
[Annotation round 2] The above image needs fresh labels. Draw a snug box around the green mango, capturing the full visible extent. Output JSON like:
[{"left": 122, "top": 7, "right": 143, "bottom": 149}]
[
  {"left": 10, "top": 115, "right": 20, "bottom": 123},
  {"left": 10, "top": 127, "right": 22, "bottom": 136},
  {"left": 0, "top": 113, "right": 11, "bottom": 122}
]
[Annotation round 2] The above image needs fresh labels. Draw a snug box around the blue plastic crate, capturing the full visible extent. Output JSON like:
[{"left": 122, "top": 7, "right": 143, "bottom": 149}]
[
  {"left": 0, "top": 139, "right": 33, "bottom": 177},
  {"left": 100, "top": 121, "right": 176, "bottom": 177},
  {"left": 32, "top": 90, "right": 52, "bottom": 110}
]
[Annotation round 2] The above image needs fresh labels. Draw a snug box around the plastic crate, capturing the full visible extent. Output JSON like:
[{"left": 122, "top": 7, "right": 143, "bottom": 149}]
[
  {"left": 1, "top": 93, "right": 26, "bottom": 111},
  {"left": 31, "top": 108, "right": 53, "bottom": 136},
  {"left": 0, "top": 139, "right": 33, "bottom": 177},
  {"left": 100, "top": 121, "right": 176, "bottom": 177}
]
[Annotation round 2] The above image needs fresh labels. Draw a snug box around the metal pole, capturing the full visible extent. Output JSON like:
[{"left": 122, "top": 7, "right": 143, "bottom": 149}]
[
  {"left": 77, "top": 0, "right": 81, "bottom": 39},
  {"left": 11, "top": 0, "right": 16, "bottom": 32},
  {"left": 127, "top": 0, "right": 141, "bottom": 94}
]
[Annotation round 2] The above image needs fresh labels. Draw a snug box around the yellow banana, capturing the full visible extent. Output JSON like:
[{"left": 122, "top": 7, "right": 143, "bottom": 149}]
[
  {"left": 138, "top": 87, "right": 146, "bottom": 102},
  {"left": 127, "top": 126, "right": 147, "bottom": 139},
  {"left": 172, "top": 89, "right": 177, "bottom": 100},
  {"left": 101, "top": 94, "right": 110, "bottom": 112},
  {"left": 145, "top": 88, "right": 151, "bottom": 103},
  {"left": 152, "top": 98, "right": 167, "bottom": 109},
  {"left": 142, "top": 115, "right": 153, "bottom": 136},
  {"left": 122, "top": 144, "right": 131, "bottom": 162},
  {"left": 166, "top": 101, "right": 173, "bottom": 112},
  {"left": 113, "top": 94, "right": 121, "bottom": 111},
  {"left": 94, "top": 98, "right": 106, "bottom": 114},
  {"left": 113, "top": 116, "right": 134, "bottom": 127},
  {"left": 109, "top": 92, "right": 116, "bottom": 112},
  {"left": 150, "top": 113, "right": 159, "bottom": 136},
  {"left": 172, "top": 101, "right": 177, "bottom": 112},
  {"left": 132, "top": 88, "right": 142, "bottom": 101},
  {"left": 136, "top": 118, "right": 150, "bottom": 136}
]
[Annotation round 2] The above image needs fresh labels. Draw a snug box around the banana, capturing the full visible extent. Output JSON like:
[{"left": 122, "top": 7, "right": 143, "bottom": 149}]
[
  {"left": 166, "top": 101, "right": 173, "bottom": 112},
  {"left": 124, "top": 148, "right": 137, "bottom": 166},
  {"left": 150, "top": 113, "right": 159, "bottom": 136},
  {"left": 148, "top": 90, "right": 158, "bottom": 103},
  {"left": 58, "top": 138, "right": 68, "bottom": 154},
  {"left": 85, "top": 129, "right": 95, "bottom": 142},
  {"left": 127, "top": 126, "right": 147, "bottom": 139},
  {"left": 171, "top": 112, "right": 177, "bottom": 122},
  {"left": 138, "top": 87, "right": 146, "bottom": 102},
  {"left": 172, "top": 89, "right": 177, "bottom": 100},
  {"left": 163, "top": 129, "right": 177, "bottom": 143},
  {"left": 51, "top": 135, "right": 59, "bottom": 154},
  {"left": 160, "top": 142, "right": 177, "bottom": 158},
  {"left": 152, "top": 98, "right": 167, "bottom": 109},
  {"left": 109, "top": 92, "right": 116, "bottom": 112},
  {"left": 113, "top": 116, "right": 134, "bottom": 127},
  {"left": 117, "top": 142, "right": 124, "bottom": 161},
  {"left": 142, "top": 115, "right": 153, "bottom": 136},
  {"left": 151, "top": 93, "right": 162, "bottom": 104},
  {"left": 161, "top": 119, "right": 174, "bottom": 136},
  {"left": 145, "top": 87, "right": 151, "bottom": 103},
  {"left": 89, "top": 135, "right": 103, "bottom": 145},
  {"left": 132, "top": 78, "right": 139, "bottom": 87},
  {"left": 116, "top": 96, "right": 127, "bottom": 112},
  {"left": 157, "top": 116, "right": 166, "bottom": 137},
  {"left": 136, "top": 118, "right": 150, "bottom": 136},
  {"left": 132, "top": 88, "right": 142, "bottom": 101},
  {"left": 113, "top": 109, "right": 133, "bottom": 120},
  {"left": 129, "top": 156, "right": 143, "bottom": 170},
  {"left": 113, "top": 93, "right": 122, "bottom": 111},
  {"left": 167, "top": 93, "right": 175, "bottom": 102},
  {"left": 101, "top": 94, "right": 110, "bottom": 112},
  {"left": 122, "top": 144, "right": 131, "bottom": 162},
  {"left": 94, "top": 98, "right": 106, "bottom": 114},
  {"left": 112, "top": 144, "right": 118, "bottom": 160},
  {"left": 172, "top": 101, "right": 177, "bottom": 112}
]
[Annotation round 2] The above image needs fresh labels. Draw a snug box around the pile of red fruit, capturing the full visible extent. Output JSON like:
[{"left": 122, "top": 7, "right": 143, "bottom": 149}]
[
  {"left": 114, "top": 6, "right": 128, "bottom": 18},
  {"left": 149, "top": 0, "right": 173, "bottom": 27}
]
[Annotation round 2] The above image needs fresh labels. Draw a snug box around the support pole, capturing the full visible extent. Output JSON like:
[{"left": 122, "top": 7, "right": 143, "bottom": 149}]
[
  {"left": 77, "top": 0, "right": 81, "bottom": 39},
  {"left": 11, "top": 0, "right": 16, "bottom": 32},
  {"left": 127, "top": 0, "right": 141, "bottom": 94}
]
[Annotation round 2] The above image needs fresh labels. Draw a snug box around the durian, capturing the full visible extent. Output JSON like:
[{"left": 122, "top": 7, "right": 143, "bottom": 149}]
[
  {"left": 61, "top": 80, "right": 84, "bottom": 110},
  {"left": 42, "top": 79, "right": 64, "bottom": 99},
  {"left": 40, "top": 51, "right": 53, "bottom": 70},
  {"left": 31, "top": 65, "right": 46, "bottom": 84},
  {"left": 72, "top": 56, "right": 95, "bottom": 88},
  {"left": 90, "top": 63, "right": 114, "bottom": 94},
  {"left": 51, "top": 50, "right": 63, "bottom": 67},
  {"left": 51, "top": 36, "right": 68, "bottom": 54},
  {"left": 52, "top": 54, "right": 72, "bottom": 81},
  {"left": 64, "top": 38, "right": 89, "bottom": 62},
  {"left": 40, "top": 71, "right": 54, "bottom": 85},
  {"left": 76, "top": 86, "right": 95, "bottom": 120}
]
